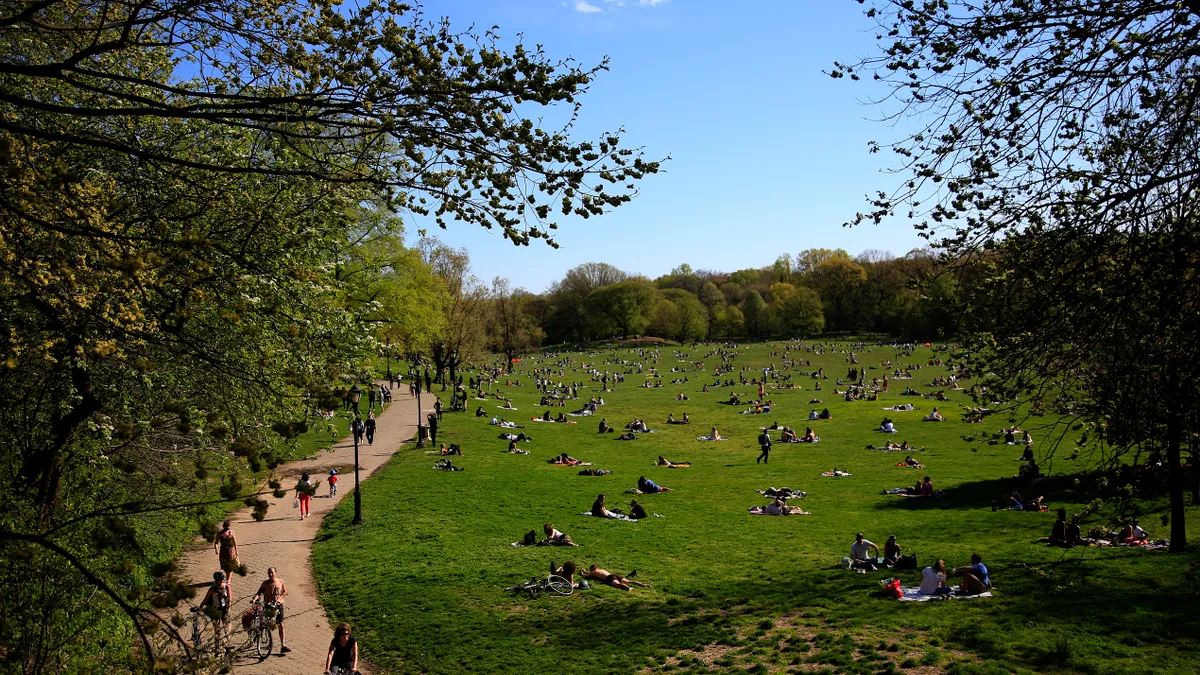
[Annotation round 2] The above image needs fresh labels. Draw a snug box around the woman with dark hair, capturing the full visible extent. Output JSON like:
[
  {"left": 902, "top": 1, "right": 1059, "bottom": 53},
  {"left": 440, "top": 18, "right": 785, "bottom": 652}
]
[{"left": 324, "top": 623, "right": 359, "bottom": 674}]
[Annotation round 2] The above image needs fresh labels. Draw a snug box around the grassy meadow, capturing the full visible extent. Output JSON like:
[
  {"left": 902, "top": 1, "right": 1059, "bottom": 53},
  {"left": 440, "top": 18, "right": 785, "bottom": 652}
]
[{"left": 311, "top": 341, "right": 1200, "bottom": 675}]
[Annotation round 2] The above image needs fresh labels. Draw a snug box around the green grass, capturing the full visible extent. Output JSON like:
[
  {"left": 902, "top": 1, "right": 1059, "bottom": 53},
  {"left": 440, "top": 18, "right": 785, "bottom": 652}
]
[{"left": 312, "top": 342, "right": 1200, "bottom": 674}]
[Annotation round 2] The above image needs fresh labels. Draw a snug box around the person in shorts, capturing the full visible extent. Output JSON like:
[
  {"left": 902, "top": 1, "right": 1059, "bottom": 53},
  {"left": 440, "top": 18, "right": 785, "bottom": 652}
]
[{"left": 254, "top": 567, "right": 290, "bottom": 653}]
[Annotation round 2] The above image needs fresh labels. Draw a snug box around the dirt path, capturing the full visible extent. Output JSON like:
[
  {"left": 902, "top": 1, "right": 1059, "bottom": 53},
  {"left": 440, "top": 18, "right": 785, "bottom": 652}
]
[{"left": 178, "top": 387, "right": 433, "bottom": 674}]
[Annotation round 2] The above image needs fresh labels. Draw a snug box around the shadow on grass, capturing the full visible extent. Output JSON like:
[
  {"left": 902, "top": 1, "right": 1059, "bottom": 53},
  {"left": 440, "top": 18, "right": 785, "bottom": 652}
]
[{"left": 871, "top": 473, "right": 1106, "bottom": 511}]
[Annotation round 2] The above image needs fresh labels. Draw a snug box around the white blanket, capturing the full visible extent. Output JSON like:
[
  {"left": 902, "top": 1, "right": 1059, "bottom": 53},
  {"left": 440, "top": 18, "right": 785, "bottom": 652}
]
[{"left": 898, "top": 587, "right": 993, "bottom": 602}]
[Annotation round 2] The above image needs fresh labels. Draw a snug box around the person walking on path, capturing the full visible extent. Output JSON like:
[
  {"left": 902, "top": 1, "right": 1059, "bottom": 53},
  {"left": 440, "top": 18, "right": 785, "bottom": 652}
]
[
  {"left": 757, "top": 429, "right": 772, "bottom": 464},
  {"left": 352, "top": 416, "right": 365, "bottom": 445},
  {"left": 365, "top": 413, "right": 376, "bottom": 445},
  {"left": 254, "top": 566, "right": 291, "bottom": 654},
  {"left": 328, "top": 469, "right": 339, "bottom": 497},
  {"left": 295, "top": 472, "right": 314, "bottom": 520},
  {"left": 368, "top": 386, "right": 377, "bottom": 413},
  {"left": 214, "top": 520, "right": 239, "bottom": 573}
]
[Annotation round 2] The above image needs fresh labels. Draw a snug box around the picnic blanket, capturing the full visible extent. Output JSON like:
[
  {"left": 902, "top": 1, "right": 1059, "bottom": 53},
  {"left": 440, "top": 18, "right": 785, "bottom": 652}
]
[
  {"left": 821, "top": 471, "right": 852, "bottom": 477},
  {"left": 898, "top": 587, "right": 993, "bottom": 602},
  {"left": 497, "top": 406, "right": 518, "bottom": 410},
  {"left": 696, "top": 436, "right": 729, "bottom": 441},
  {"left": 568, "top": 411, "right": 594, "bottom": 417},
  {"left": 579, "top": 511, "right": 638, "bottom": 522}
]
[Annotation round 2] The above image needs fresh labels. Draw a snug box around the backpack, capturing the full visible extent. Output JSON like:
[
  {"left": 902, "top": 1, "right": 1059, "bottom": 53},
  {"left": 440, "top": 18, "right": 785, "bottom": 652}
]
[{"left": 895, "top": 554, "right": 918, "bottom": 570}]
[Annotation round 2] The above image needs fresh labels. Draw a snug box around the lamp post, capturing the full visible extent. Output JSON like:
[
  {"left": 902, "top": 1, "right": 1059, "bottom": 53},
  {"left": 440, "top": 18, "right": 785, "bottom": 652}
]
[
  {"left": 414, "top": 363, "right": 425, "bottom": 448},
  {"left": 346, "top": 384, "right": 364, "bottom": 524},
  {"left": 385, "top": 339, "right": 392, "bottom": 385}
]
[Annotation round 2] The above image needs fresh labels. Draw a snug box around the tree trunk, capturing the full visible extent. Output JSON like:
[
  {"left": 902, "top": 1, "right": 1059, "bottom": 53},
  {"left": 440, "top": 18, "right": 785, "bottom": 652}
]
[{"left": 1167, "top": 415, "right": 1186, "bottom": 552}]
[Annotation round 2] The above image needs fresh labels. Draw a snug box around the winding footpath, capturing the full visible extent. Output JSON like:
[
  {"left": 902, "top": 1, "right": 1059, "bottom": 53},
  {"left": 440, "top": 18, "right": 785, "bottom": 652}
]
[{"left": 178, "top": 387, "right": 432, "bottom": 674}]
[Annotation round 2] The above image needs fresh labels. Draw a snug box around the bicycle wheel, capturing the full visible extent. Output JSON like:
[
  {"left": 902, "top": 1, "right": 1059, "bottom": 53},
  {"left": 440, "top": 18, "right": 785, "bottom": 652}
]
[
  {"left": 254, "top": 622, "right": 273, "bottom": 658},
  {"left": 546, "top": 575, "right": 574, "bottom": 596}
]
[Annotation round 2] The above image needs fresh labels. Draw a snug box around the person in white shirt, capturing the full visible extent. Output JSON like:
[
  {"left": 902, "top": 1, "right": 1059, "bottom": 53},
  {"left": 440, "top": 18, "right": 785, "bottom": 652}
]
[
  {"left": 920, "top": 560, "right": 953, "bottom": 595},
  {"left": 849, "top": 533, "right": 879, "bottom": 561}
]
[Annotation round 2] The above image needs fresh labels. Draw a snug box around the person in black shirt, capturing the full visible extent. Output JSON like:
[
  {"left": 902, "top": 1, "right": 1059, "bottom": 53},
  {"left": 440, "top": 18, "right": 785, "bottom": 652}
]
[
  {"left": 325, "top": 623, "right": 358, "bottom": 674},
  {"left": 364, "top": 413, "right": 376, "bottom": 445},
  {"left": 757, "top": 430, "right": 772, "bottom": 464}
]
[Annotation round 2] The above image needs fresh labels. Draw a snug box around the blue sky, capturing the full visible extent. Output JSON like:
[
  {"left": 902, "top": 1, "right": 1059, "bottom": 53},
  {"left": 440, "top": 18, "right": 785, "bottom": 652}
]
[{"left": 411, "top": 0, "right": 927, "bottom": 292}]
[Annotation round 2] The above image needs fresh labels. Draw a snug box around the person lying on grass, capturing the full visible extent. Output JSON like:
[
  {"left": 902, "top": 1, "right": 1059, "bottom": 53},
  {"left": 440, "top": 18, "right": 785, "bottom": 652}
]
[
  {"left": 616, "top": 432, "right": 637, "bottom": 441},
  {"left": 750, "top": 498, "right": 810, "bottom": 515},
  {"left": 636, "top": 476, "right": 673, "bottom": 493},
  {"left": 656, "top": 456, "right": 691, "bottom": 468},
  {"left": 578, "top": 468, "right": 612, "bottom": 476},
  {"left": 901, "top": 455, "right": 923, "bottom": 468},
  {"left": 540, "top": 523, "right": 578, "bottom": 547},
  {"left": 946, "top": 553, "right": 990, "bottom": 595},
  {"left": 549, "top": 453, "right": 592, "bottom": 466},
  {"left": 582, "top": 565, "right": 650, "bottom": 591}
]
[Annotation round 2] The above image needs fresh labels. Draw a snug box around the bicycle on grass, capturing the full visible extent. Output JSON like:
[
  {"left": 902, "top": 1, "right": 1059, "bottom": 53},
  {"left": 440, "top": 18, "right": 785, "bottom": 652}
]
[{"left": 504, "top": 574, "right": 574, "bottom": 599}]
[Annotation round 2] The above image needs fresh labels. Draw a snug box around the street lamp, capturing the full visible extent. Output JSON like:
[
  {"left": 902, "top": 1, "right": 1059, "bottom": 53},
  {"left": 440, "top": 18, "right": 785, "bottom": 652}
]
[
  {"left": 414, "top": 362, "right": 425, "bottom": 448},
  {"left": 350, "top": 384, "right": 362, "bottom": 521},
  {"left": 385, "top": 339, "right": 392, "bottom": 384}
]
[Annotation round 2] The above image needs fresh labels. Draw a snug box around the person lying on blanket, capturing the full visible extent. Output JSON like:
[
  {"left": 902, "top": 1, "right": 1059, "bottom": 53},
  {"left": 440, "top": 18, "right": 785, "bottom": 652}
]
[
  {"left": 947, "top": 553, "right": 990, "bottom": 594},
  {"left": 637, "top": 476, "right": 673, "bottom": 493},
  {"left": 750, "top": 498, "right": 808, "bottom": 515},
  {"left": 540, "top": 523, "right": 578, "bottom": 547},
  {"left": 656, "top": 456, "right": 691, "bottom": 468},
  {"left": 549, "top": 453, "right": 588, "bottom": 466},
  {"left": 919, "top": 559, "right": 953, "bottom": 595},
  {"left": 582, "top": 565, "right": 650, "bottom": 591}
]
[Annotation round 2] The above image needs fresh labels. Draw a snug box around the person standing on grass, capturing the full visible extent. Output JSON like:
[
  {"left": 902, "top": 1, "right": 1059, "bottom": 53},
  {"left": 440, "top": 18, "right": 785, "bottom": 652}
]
[
  {"left": 254, "top": 567, "right": 291, "bottom": 654},
  {"left": 324, "top": 623, "right": 359, "bottom": 674},
  {"left": 434, "top": 397, "right": 444, "bottom": 420},
  {"left": 427, "top": 412, "right": 439, "bottom": 444},
  {"left": 757, "top": 428, "right": 772, "bottom": 464},
  {"left": 365, "top": 412, "right": 376, "bottom": 445}
]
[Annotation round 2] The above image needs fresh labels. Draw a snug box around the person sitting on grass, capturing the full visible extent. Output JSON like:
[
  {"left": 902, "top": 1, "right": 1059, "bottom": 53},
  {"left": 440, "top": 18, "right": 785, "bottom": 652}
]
[
  {"left": 582, "top": 565, "right": 650, "bottom": 591},
  {"left": 903, "top": 476, "right": 934, "bottom": 497},
  {"left": 1018, "top": 459, "right": 1041, "bottom": 479},
  {"left": 947, "top": 553, "right": 990, "bottom": 595},
  {"left": 667, "top": 413, "right": 676, "bottom": 424},
  {"left": 1120, "top": 519, "right": 1149, "bottom": 544},
  {"left": 780, "top": 426, "right": 798, "bottom": 442},
  {"left": 598, "top": 418, "right": 613, "bottom": 434},
  {"left": 919, "top": 559, "right": 953, "bottom": 596},
  {"left": 819, "top": 408, "right": 832, "bottom": 420},
  {"left": 507, "top": 439, "right": 530, "bottom": 455},
  {"left": 1049, "top": 508, "right": 1069, "bottom": 547},
  {"left": 883, "top": 535, "right": 902, "bottom": 566},
  {"left": 809, "top": 409, "right": 820, "bottom": 420},
  {"left": 441, "top": 443, "right": 463, "bottom": 456},
  {"left": 682, "top": 412, "right": 691, "bottom": 424},
  {"left": 802, "top": 427, "right": 817, "bottom": 443},
  {"left": 880, "top": 418, "right": 897, "bottom": 433},
  {"left": 540, "top": 523, "right": 578, "bottom": 547},
  {"left": 849, "top": 533, "right": 880, "bottom": 568},
  {"left": 637, "top": 476, "right": 673, "bottom": 493},
  {"left": 476, "top": 406, "right": 486, "bottom": 417},
  {"left": 710, "top": 427, "right": 723, "bottom": 440},
  {"left": 629, "top": 500, "right": 649, "bottom": 520},
  {"left": 1018, "top": 445, "right": 1035, "bottom": 462},
  {"left": 925, "top": 408, "right": 945, "bottom": 422},
  {"left": 656, "top": 456, "right": 691, "bottom": 468},
  {"left": 590, "top": 493, "right": 618, "bottom": 518},
  {"left": 550, "top": 560, "right": 578, "bottom": 587}
]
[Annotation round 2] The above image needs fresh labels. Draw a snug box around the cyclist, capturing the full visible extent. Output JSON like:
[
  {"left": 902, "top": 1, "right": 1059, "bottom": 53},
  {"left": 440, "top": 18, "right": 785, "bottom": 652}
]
[
  {"left": 253, "top": 566, "right": 290, "bottom": 654},
  {"left": 324, "top": 623, "right": 359, "bottom": 674}
]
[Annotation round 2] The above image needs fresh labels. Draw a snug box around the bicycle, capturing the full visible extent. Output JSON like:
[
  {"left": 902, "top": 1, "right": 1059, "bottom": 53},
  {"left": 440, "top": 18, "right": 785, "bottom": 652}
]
[
  {"left": 244, "top": 601, "right": 275, "bottom": 658},
  {"left": 504, "top": 574, "right": 574, "bottom": 599}
]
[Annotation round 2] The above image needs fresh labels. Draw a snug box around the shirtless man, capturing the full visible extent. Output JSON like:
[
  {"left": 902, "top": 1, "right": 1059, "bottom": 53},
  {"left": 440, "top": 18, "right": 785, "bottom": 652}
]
[
  {"left": 582, "top": 564, "right": 651, "bottom": 591},
  {"left": 254, "top": 567, "right": 290, "bottom": 654}
]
